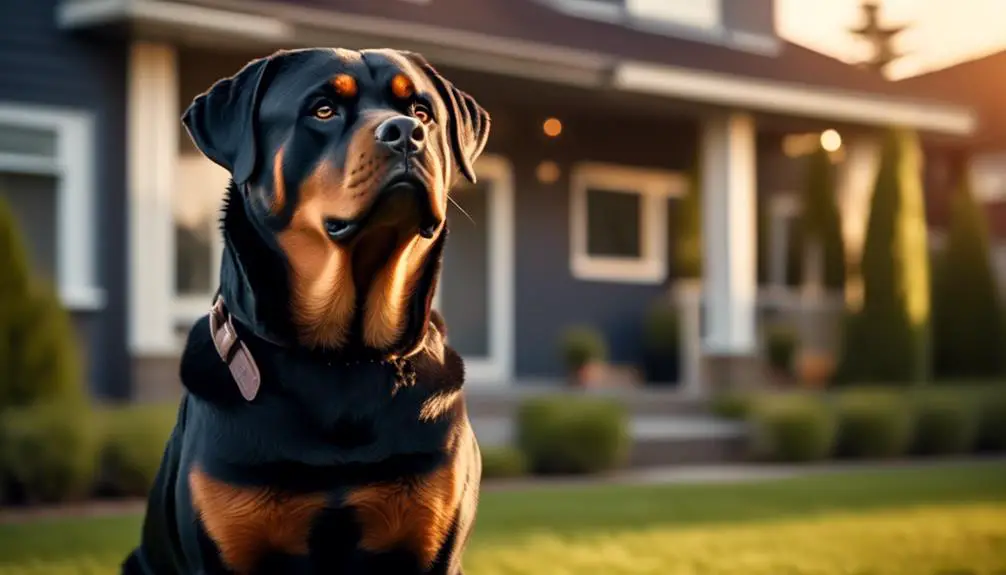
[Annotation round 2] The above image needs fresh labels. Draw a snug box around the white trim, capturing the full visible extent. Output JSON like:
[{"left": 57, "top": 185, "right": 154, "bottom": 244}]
[
  {"left": 128, "top": 41, "right": 179, "bottom": 355},
  {"left": 569, "top": 162, "right": 685, "bottom": 284},
  {"left": 59, "top": 0, "right": 291, "bottom": 40},
  {"left": 433, "top": 155, "right": 515, "bottom": 384},
  {"left": 767, "top": 192, "right": 800, "bottom": 292},
  {"left": 972, "top": 153, "right": 1006, "bottom": 203},
  {"left": 614, "top": 61, "right": 977, "bottom": 136},
  {"left": 0, "top": 103, "right": 104, "bottom": 311}
]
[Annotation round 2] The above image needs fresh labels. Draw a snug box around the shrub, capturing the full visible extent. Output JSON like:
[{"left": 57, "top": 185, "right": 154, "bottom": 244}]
[
  {"left": 0, "top": 401, "right": 99, "bottom": 503},
  {"left": 749, "top": 396, "right": 835, "bottom": 462},
  {"left": 710, "top": 391, "right": 757, "bottom": 420},
  {"left": 642, "top": 303, "right": 679, "bottom": 384},
  {"left": 931, "top": 169, "right": 1006, "bottom": 379},
  {"left": 764, "top": 325, "right": 798, "bottom": 376},
  {"left": 839, "top": 128, "right": 931, "bottom": 384},
  {"left": 99, "top": 404, "right": 177, "bottom": 497},
  {"left": 798, "top": 146, "right": 846, "bottom": 290},
  {"left": 516, "top": 396, "right": 630, "bottom": 475},
  {"left": 975, "top": 390, "right": 1006, "bottom": 452},
  {"left": 675, "top": 152, "right": 702, "bottom": 279},
  {"left": 558, "top": 326, "right": 608, "bottom": 373},
  {"left": 480, "top": 446, "right": 527, "bottom": 480},
  {"left": 0, "top": 197, "right": 84, "bottom": 410},
  {"left": 910, "top": 393, "right": 978, "bottom": 455},
  {"left": 834, "top": 391, "right": 913, "bottom": 459}
]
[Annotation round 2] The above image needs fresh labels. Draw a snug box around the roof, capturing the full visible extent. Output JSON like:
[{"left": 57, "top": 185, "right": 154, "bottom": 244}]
[
  {"left": 898, "top": 50, "right": 1006, "bottom": 150},
  {"left": 278, "top": 0, "right": 912, "bottom": 97}
]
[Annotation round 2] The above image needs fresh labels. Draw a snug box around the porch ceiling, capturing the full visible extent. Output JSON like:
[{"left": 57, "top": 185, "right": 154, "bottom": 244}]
[{"left": 58, "top": 0, "right": 977, "bottom": 138}]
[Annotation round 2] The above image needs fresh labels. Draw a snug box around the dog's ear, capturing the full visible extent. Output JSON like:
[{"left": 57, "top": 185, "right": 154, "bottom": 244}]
[
  {"left": 406, "top": 52, "right": 491, "bottom": 183},
  {"left": 182, "top": 55, "right": 275, "bottom": 186}
]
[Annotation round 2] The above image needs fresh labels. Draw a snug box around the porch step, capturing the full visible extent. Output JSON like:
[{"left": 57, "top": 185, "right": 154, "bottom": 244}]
[
  {"left": 464, "top": 384, "right": 709, "bottom": 418},
  {"left": 472, "top": 415, "right": 750, "bottom": 468}
]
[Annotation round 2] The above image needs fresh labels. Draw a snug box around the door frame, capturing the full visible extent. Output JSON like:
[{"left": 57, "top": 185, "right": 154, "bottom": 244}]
[{"left": 433, "top": 155, "right": 515, "bottom": 385}]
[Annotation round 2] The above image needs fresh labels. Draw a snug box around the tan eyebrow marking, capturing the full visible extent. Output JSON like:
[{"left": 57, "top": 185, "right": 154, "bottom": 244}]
[
  {"left": 331, "top": 74, "right": 358, "bottom": 98},
  {"left": 390, "top": 73, "right": 414, "bottom": 100}
]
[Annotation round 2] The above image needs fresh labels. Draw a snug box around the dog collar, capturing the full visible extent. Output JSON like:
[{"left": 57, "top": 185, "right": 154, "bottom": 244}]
[{"left": 209, "top": 296, "right": 261, "bottom": 402}]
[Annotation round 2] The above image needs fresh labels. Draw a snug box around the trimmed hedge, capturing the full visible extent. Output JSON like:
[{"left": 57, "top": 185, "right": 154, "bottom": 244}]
[
  {"left": 480, "top": 446, "right": 528, "bottom": 480},
  {"left": 834, "top": 391, "right": 913, "bottom": 459},
  {"left": 516, "top": 396, "right": 629, "bottom": 475},
  {"left": 0, "top": 401, "right": 99, "bottom": 503},
  {"left": 749, "top": 396, "right": 836, "bottom": 462},
  {"left": 910, "top": 393, "right": 978, "bottom": 456},
  {"left": 98, "top": 404, "right": 177, "bottom": 497}
]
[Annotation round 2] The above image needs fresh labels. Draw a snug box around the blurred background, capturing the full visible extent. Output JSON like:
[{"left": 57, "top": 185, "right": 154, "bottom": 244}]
[{"left": 1, "top": 0, "right": 1005, "bottom": 573}]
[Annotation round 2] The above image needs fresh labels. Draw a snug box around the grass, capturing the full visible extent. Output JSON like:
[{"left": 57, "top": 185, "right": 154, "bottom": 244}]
[{"left": 0, "top": 461, "right": 1004, "bottom": 574}]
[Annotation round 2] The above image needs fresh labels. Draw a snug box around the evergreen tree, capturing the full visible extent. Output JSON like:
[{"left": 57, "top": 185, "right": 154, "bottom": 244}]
[
  {"left": 932, "top": 168, "right": 1006, "bottom": 378},
  {"left": 675, "top": 152, "right": 702, "bottom": 280},
  {"left": 840, "top": 128, "right": 931, "bottom": 384},
  {"left": 0, "top": 198, "right": 83, "bottom": 410},
  {"left": 799, "top": 147, "right": 846, "bottom": 290}
]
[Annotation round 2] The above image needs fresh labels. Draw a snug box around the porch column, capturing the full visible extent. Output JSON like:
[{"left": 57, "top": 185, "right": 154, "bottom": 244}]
[
  {"left": 128, "top": 42, "right": 179, "bottom": 355},
  {"left": 700, "top": 111, "right": 759, "bottom": 387},
  {"left": 836, "top": 134, "right": 881, "bottom": 311}
]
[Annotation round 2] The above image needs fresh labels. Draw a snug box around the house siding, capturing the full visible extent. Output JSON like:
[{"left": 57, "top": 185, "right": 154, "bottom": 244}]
[
  {"left": 483, "top": 103, "right": 697, "bottom": 377},
  {"left": 0, "top": 0, "right": 129, "bottom": 398}
]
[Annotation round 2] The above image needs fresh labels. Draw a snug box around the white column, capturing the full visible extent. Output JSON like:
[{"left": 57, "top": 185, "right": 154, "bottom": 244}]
[
  {"left": 700, "top": 111, "right": 758, "bottom": 356},
  {"left": 128, "top": 42, "right": 179, "bottom": 355},
  {"left": 836, "top": 134, "right": 881, "bottom": 311}
]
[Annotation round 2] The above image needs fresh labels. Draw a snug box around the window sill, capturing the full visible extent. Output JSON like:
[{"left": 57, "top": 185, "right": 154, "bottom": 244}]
[
  {"left": 571, "top": 255, "right": 667, "bottom": 284},
  {"left": 61, "top": 285, "right": 106, "bottom": 312}
]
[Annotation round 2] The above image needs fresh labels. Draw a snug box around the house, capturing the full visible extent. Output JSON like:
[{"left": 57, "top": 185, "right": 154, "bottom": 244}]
[
  {"left": 0, "top": 0, "right": 978, "bottom": 400},
  {"left": 897, "top": 50, "right": 1006, "bottom": 289}
]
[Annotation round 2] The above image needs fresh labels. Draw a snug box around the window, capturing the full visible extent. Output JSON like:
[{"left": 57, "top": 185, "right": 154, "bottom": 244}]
[
  {"left": 972, "top": 153, "right": 1006, "bottom": 203},
  {"left": 0, "top": 103, "right": 101, "bottom": 310},
  {"left": 570, "top": 163, "right": 685, "bottom": 283},
  {"left": 172, "top": 155, "right": 229, "bottom": 327}
]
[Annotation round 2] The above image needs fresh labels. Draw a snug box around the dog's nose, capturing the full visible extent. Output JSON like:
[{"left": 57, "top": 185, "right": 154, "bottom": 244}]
[{"left": 374, "top": 116, "right": 426, "bottom": 155}]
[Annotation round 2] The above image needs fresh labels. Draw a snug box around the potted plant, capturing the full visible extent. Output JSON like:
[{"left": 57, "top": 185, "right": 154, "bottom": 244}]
[
  {"left": 559, "top": 326, "right": 608, "bottom": 387},
  {"left": 763, "top": 324, "right": 798, "bottom": 384},
  {"left": 641, "top": 303, "right": 680, "bottom": 386}
]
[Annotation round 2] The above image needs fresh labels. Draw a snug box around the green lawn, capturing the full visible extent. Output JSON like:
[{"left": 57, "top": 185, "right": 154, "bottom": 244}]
[{"left": 1, "top": 462, "right": 1005, "bottom": 574}]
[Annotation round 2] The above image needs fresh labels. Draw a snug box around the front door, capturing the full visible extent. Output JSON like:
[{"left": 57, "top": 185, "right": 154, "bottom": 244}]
[{"left": 435, "top": 156, "right": 514, "bottom": 384}]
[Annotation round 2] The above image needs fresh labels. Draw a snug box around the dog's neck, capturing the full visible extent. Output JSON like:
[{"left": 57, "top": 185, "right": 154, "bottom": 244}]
[{"left": 215, "top": 182, "right": 444, "bottom": 360}]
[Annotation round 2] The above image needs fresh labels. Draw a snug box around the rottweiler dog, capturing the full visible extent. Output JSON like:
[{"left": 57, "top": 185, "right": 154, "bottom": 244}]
[{"left": 121, "top": 47, "right": 490, "bottom": 575}]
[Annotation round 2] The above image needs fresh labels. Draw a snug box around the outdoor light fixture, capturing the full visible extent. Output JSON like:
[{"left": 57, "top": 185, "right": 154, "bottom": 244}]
[
  {"left": 820, "top": 129, "right": 842, "bottom": 152},
  {"left": 536, "top": 160, "right": 561, "bottom": 184},
  {"left": 543, "top": 117, "right": 562, "bottom": 138}
]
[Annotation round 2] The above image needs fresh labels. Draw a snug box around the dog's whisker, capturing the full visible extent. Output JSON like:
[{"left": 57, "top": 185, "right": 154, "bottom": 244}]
[{"left": 448, "top": 195, "right": 475, "bottom": 225}]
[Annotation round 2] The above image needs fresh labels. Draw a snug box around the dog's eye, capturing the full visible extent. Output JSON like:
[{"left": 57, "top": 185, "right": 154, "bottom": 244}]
[
  {"left": 312, "top": 101, "right": 337, "bottom": 120},
  {"left": 412, "top": 103, "right": 433, "bottom": 124}
]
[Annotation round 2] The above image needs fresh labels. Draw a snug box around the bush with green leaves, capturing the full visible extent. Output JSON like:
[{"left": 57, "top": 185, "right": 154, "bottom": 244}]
[
  {"left": 710, "top": 391, "right": 757, "bottom": 420},
  {"left": 749, "top": 395, "right": 836, "bottom": 462},
  {"left": 975, "top": 390, "right": 1006, "bottom": 452},
  {"left": 0, "top": 402, "right": 99, "bottom": 503},
  {"left": 675, "top": 153, "right": 702, "bottom": 279},
  {"left": 763, "top": 324, "right": 799, "bottom": 376},
  {"left": 834, "top": 391, "right": 913, "bottom": 459},
  {"left": 931, "top": 169, "right": 1006, "bottom": 379},
  {"left": 910, "top": 393, "right": 978, "bottom": 455},
  {"left": 798, "top": 146, "right": 846, "bottom": 290},
  {"left": 516, "top": 396, "right": 630, "bottom": 475},
  {"left": 558, "top": 326, "right": 608, "bottom": 372},
  {"left": 479, "top": 446, "right": 528, "bottom": 480},
  {"left": 99, "top": 404, "right": 177, "bottom": 497},
  {"left": 0, "top": 199, "right": 84, "bottom": 410},
  {"left": 839, "top": 128, "right": 931, "bottom": 384}
]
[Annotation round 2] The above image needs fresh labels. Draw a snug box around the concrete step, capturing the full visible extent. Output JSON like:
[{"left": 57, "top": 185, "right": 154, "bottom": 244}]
[
  {"left": 464, "top": 385, "right": 709, "bottom": 418},
  {"left": 472, "top": 414, "right": 750, "bottom": 468}
]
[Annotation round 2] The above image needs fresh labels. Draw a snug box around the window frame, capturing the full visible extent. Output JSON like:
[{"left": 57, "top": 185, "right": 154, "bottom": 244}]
[
  {"left": 569, "top": 162, "right": 685, "bottom": 284},
  {"left": 171, "top": 154, "right": 229, "bottom": 333},
  {"left": 972, "top": 153, "right": 1006, "bottom": 203},
  {"left": 766, "top": 192, "right": 801, "bottom": 293},
  {"left": 0, "top": 102, "right": 102, "bottom": 311}
]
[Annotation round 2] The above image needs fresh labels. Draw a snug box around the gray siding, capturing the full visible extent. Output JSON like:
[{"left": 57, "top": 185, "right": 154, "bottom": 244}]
[
  {"left": 0, "top": 0, "right": 129, "bottom": 398},
  {"left": 484, "top": 104, "right": 697, "bottom": 377},
  {"left": 722, "top": 0, "right": 777, "bottom": 38}
]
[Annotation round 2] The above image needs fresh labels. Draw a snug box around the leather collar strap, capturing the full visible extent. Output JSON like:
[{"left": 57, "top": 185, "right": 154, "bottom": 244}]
[{"left": 209, "top": 296, "right": 261, "bottom": 401}]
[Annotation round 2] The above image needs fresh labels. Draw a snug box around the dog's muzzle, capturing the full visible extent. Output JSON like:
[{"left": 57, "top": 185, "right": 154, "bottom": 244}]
[{"left": 324, "top": 173, "right": 440, "bottom": 244}]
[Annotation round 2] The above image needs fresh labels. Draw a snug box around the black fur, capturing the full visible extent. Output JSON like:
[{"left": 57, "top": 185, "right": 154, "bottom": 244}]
[{"left": 122, "top": 48, "right": 488, "bottom": 574}]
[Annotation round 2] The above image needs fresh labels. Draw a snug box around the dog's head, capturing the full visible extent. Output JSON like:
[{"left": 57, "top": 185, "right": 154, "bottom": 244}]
[{"left": 182, "top": 48, "right": 490, "bottom": 355}]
